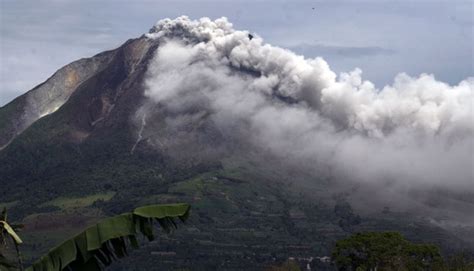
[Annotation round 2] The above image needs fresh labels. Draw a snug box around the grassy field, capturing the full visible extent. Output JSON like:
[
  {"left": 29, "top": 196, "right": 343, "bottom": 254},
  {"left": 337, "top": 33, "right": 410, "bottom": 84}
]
[
  {"left": 0, "top": 200, "right": 19, "bottom": 210},
  {"left": 39, "top": 191, "right": 116, "bottom": 210},
  {"left": 20, "top": 210, "right": 104, "bottom": 265}
]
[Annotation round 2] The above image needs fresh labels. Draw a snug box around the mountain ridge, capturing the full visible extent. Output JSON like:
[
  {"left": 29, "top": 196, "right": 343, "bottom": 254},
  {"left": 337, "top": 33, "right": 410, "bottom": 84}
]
[
  {"left": 0, "top": 47, "right": 118, "bottom": 150},
  {"left": 1, "top": 17, "right": 473, "bottom": 269}
]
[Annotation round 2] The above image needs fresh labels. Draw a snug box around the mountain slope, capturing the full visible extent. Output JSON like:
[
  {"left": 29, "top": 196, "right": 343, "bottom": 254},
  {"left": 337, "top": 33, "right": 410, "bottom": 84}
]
[
  {"left": 0, "top": 17, "right": 473, "bottom": 270},
  {"left": 0, "top": 49, "right": 117, "bottom": 151}
]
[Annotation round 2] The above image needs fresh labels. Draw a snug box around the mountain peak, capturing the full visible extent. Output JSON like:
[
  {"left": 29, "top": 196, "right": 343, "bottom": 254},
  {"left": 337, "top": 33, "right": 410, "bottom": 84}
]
[
  {"left": 1, "top": 15, "right": 473, "bottom": 269},
  {"left": 146, "top": 16, "right": 235, "bottom": 42}
]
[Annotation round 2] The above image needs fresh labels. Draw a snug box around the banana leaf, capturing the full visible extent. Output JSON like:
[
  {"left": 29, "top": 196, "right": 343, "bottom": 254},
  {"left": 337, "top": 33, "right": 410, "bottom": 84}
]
[
  {"left": 0, "top": 221, "right": 23, "bottom": 245},
  {"left": 26, "top": 203, "right": 190, "bottom": 271}
]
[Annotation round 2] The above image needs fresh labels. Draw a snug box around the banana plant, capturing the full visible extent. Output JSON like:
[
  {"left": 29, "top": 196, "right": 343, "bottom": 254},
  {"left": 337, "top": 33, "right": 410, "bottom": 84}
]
[
  {"left": 17, "top": 203, "right": 190, "bottom": 271},
  {"left": 0, "top": 208, "right": 24, "bottom": 271}
]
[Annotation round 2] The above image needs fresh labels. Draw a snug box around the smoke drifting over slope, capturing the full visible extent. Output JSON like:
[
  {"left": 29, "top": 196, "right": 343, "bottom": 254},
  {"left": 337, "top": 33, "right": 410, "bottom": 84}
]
[{"left": 142, "top": 17, "right": 473, "bottom": 194}]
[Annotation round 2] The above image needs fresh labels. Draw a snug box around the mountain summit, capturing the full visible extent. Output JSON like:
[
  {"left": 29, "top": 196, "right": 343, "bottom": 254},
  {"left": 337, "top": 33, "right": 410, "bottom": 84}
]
[{"left": 1, "top": 16, "right": 473, "bottom": 269}]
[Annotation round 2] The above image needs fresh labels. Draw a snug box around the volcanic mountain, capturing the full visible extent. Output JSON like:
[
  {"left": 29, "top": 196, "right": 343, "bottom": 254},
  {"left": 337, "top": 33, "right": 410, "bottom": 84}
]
[{"left": 1, "top": 17, "right": 473, "bottom": 269}]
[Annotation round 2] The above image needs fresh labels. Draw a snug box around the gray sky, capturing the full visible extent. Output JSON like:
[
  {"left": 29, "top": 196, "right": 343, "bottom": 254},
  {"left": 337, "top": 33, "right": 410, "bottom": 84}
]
[{"left": 0, "top": 0, "right": 472, "bottom": 106}]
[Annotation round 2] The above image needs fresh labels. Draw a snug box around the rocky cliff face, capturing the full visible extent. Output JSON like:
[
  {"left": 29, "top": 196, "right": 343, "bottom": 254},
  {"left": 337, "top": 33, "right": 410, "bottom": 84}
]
[
  {"left": 0, "top": 36, "right": 156, "bottom": 150},
  {"left": 0, "top": 35, "right": 173, "bottom": 206},
  {"left": 0, "top": 50, "right": 113, "bottom": 150}
]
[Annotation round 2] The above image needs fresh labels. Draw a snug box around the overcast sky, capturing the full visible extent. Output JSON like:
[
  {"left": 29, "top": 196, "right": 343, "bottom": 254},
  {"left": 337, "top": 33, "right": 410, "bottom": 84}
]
[{"left": 0, "top": 0, "right": 472, "bottom": 106}]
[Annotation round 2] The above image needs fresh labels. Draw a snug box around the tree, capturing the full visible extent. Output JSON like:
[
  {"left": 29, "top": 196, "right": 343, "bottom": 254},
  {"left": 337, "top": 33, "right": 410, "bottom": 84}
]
[
  {"left": 1, "top": 203, "right": 190, "bottom": 271},
  {"left": 334, "top": 201, "right": 360, "bottom": 232},
  {"left": 332, "top": 232, "right": 444, "bottom": 271}
]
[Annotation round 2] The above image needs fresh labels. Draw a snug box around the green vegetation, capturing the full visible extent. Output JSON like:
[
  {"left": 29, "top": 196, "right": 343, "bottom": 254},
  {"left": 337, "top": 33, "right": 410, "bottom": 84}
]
[
  {"left": 266, "top": 259, "right": 301, "bottom": 271},
  {"left": 1, "top": 103, "right": 473, "bottom": 269},
  {"left": 0, "top": 202, "right": 19, "bottom": 211},
  {"left": 40, "top": 192, "right": 116, "bottom": 210},
  {"left": 27, "top": 203, "right": 190, "bottom": 271},
  {"left": 1, "top": 204, "right": 190, "bottom": 271},
  {"left": 0, "top": 208, "right": 24, "bottom": 271},
  {"left": 331, "top": 232, "right": 474, "bottom": 271},
  {"left": 445, "top": 252, "right": 474, "bottom": 271},
  {"left": 334, "top": 201, "right": 361, "bottom": 232}
]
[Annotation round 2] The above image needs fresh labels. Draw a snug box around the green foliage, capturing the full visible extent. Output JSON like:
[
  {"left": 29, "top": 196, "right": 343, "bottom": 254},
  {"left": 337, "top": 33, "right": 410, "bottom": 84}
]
[
  {"left": 0, "top": 208, "right": 24, "bottom": 271},
  {"left": 26, "top": 203, "right": 190, "bottom": 271},
  {"left": 445, "top": 251, "right": 474, "bottom": 271},
  {"left": 266, "top": 259, "right": 301, "bottom": 271},
  {"left": 0, "top": 203, "right": 19, "bottom": 211},
  {"left": 0, "top": 222, "right": 22, "bottom": 246},
  {"left": 334, "top": 201, "right": 360, "bottom": 232},
  {"left": 1, "top": 253, "right": 19, "bottom": 271},
  {"left": 332, "top": 232, "right": 444, "bottom": 271},
  {"left": 40, "top": 193, "right": 116, "bottom": 210}
]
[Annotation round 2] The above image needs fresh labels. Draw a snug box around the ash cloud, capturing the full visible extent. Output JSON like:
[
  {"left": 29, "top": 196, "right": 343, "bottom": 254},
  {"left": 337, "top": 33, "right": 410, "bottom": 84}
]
[
  {"left": 140, "top": 17, "right": 474, "bottom": 220},
  {"left": 289, "top": 43, "right": 396, "bottom": 58}
]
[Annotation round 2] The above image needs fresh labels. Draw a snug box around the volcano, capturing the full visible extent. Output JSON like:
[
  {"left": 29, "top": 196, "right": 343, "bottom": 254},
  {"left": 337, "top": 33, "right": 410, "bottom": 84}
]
[{"left": 1, "top": 16, "right": 473, "bottom": 270}]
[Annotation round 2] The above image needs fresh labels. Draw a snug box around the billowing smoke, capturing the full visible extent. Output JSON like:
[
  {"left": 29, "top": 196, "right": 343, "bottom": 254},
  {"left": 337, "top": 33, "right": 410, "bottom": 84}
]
[{"left": 140, "top": 17, "right": 473, "bottom": 220}]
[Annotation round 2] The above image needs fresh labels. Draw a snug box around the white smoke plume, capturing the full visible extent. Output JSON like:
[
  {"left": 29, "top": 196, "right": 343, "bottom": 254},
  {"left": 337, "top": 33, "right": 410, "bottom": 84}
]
[{"left": 142, "top": 17, "right": 474, "bottom": 203}]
